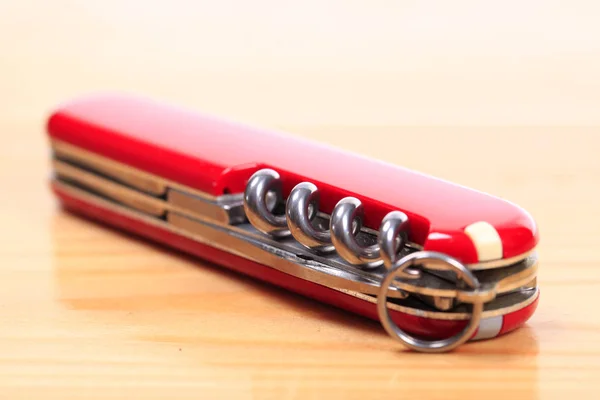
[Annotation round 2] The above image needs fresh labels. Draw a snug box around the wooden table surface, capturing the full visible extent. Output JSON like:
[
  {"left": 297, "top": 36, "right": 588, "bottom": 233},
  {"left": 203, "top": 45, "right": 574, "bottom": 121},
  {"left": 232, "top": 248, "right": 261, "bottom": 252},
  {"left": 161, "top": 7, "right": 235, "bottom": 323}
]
[{"left": 2, "top": 1, "right": 600, "bottom": 398}]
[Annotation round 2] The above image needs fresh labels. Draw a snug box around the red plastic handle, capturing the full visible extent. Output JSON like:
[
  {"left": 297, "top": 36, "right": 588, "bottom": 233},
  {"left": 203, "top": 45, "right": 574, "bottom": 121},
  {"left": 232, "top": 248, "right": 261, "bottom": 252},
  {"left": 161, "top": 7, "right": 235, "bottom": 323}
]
[{"left": 47, "top": 93, "right": 538, "bottom": 264}]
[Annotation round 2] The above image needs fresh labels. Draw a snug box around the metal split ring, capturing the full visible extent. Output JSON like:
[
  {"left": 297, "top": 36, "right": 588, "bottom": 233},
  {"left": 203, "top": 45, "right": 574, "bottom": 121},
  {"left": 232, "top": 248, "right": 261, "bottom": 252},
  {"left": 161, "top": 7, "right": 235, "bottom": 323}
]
[
  {"left": 286, "top": 182, "right": 335, "bottom": 253},
  {"left": 376, "top": 251, "right": 488, "bottom": 353},
  {"left": 243, "top": 169, "right": 290, "bottom": 238}
]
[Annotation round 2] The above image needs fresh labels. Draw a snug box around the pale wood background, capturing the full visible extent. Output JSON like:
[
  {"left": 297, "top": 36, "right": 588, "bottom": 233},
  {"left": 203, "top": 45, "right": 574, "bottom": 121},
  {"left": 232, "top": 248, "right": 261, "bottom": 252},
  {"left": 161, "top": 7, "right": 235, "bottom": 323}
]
[{"left": 1, "top": 1, "right": 599, "bottom": 399}]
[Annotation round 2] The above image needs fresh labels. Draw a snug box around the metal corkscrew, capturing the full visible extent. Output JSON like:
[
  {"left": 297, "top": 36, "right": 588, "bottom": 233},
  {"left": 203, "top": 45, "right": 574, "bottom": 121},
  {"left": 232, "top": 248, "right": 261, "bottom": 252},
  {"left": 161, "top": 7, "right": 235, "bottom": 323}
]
[{"left": 243, "top": 168, "right": 412, "bottom": 269}]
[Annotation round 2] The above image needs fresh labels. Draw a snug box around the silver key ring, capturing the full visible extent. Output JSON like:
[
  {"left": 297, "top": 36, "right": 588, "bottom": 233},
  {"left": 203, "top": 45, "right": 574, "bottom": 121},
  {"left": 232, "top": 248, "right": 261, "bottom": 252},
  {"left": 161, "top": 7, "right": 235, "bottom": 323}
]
[{"left": 376, "top": 250, "right": 488, "bottom": 353}]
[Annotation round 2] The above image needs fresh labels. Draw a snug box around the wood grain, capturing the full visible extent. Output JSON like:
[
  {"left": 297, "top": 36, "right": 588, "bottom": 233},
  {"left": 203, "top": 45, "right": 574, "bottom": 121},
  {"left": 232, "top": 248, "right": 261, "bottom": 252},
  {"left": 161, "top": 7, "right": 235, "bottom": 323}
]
[{"left": 1, "top": 1, "right": 599, "bottom": 398}]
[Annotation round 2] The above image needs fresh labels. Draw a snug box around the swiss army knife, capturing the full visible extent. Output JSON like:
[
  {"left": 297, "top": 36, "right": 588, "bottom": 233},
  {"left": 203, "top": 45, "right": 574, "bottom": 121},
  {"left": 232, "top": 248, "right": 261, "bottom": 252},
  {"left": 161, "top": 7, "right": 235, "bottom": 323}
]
[{"left": 46, "top": 93, "right": 539, "bottom": 353}]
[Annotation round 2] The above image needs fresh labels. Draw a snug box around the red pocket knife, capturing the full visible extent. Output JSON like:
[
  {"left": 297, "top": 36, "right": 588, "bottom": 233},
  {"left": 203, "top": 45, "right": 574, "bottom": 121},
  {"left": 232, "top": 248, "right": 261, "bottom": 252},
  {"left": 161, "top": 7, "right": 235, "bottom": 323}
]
[{"left": 46, "top": 93, "right": 539, "bottom": 353}]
